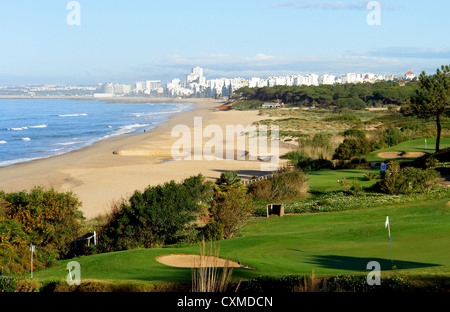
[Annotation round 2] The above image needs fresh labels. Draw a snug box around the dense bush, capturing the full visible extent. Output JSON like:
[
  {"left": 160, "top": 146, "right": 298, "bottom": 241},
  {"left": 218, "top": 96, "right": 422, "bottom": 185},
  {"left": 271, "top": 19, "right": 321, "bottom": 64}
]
[
  {"left": 207, "top": 187, "right": 252, "bottom": 240},
  {"left": 382, "top": 127, "right": 406, "bottom": 147},
  {"left": 343, "top": 129, "right": 366, "bottom": 138},
  {"left": 248, "top": 169, "right": 309, "bottom": 201},
  {"left": 333, "top": 138, "right": 379, "bottom": 160},
  {"left": 0, "top": 214, "right": 30, "bottom": 274},
  {"left": 284, "top": 151, "right": 333, "bottom": 171},
  {"left": 97, "top": 175, "right": 213, "bottom": 252},
  {"left": 198, "top": 172, "right": 252, "bottom": 240},
  {"left": 377, "top": 161, "right": 440, "bottom": 195},
  {"left": 334, "top": 97, "right": 367, "bottom": 110},
  {"left": 412, "top": 147, "right": 450, "bottom": 169},
  {"left": 0, "top": 187, "right": 84, "bottom": 272}
]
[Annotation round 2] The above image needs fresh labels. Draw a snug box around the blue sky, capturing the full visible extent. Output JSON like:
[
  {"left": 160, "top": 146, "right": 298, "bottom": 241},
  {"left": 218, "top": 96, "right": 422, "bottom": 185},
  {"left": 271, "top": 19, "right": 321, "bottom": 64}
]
[{"left": 0, "top": 0, "right": 449, "bottom": 85}]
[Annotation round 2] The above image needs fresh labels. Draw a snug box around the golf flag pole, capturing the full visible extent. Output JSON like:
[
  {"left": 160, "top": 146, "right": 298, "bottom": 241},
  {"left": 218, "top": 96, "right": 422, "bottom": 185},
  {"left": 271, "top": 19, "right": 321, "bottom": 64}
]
[{"left": 385, "top": 216, "right": 394, "bottom": 268}]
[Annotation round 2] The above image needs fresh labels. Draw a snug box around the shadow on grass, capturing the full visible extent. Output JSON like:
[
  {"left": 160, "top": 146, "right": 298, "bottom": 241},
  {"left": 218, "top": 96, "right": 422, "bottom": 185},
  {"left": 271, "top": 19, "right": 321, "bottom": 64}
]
[{"left": 304, "top": 254, "right": 440, "bottom": 272}]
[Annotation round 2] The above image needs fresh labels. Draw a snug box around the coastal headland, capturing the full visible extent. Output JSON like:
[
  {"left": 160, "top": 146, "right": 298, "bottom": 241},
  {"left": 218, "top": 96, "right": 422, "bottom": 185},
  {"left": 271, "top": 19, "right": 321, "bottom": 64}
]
[{"left": 0, "top": 97, "right": 288, "bottom": 219}]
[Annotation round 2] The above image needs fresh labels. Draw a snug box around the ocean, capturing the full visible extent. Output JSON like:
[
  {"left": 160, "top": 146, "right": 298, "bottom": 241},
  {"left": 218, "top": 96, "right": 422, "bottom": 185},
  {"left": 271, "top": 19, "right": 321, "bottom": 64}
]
[{"left": 0, "top": 98, "right": 193, "bottom": 167}]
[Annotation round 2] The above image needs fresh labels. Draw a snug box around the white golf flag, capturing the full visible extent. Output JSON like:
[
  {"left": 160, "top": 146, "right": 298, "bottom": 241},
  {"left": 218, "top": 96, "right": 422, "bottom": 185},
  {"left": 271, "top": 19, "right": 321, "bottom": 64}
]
[{"left": 385, "top": 216, "right": 391, "bottom": 239}]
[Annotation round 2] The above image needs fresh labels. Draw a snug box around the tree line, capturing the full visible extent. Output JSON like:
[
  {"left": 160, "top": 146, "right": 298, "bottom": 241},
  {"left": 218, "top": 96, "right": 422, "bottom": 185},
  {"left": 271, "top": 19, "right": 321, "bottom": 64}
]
[{"left": 234, "top": 81, "right": 419, "bottom": 110}]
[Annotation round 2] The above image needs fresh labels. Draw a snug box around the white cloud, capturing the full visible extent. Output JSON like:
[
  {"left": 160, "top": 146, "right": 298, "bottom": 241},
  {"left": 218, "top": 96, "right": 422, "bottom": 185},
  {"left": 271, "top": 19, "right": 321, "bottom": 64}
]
[
  {"left": 272, "top": 0, "right": 402, "bottom": 11},
  {"left": 273, "top": 1, "right": 369, "bottom": 10},
  {"left": 130, "top": 52, "right": 426, "bottom": 80}
]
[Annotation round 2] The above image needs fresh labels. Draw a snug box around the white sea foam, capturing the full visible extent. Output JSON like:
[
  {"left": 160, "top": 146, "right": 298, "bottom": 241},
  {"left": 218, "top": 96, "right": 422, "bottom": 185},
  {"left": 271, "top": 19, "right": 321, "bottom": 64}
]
[
  {"left": 21, "top": 137, "right": 31, "bottom": 141},
  {"left": 7, "top": 125, "right": 47, "bottom": 130},
  {"left": 58, "top": 113, "right": 88, "bottom": 117},
  {"left": 106, "top": 123, "right": 151, "bottom": 138},
  {"left": 0, "top": 140, "right": 7, "bottom": 144},
  {"left": 56, "top": 141, "right": 78, "bottom": 146},
  {"left": 0, "top": 157, "right": 38, "bottom": 167}
]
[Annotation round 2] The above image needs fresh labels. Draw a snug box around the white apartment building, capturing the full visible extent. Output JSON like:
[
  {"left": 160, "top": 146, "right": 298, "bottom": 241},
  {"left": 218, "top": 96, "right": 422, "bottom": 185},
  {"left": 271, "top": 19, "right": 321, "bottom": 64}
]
[
  {"left": 97, "top": 83, "right": 132, "bottom": 95},
  {"left": 319, "top": 74, "right": 336, "bottom": 85},
  {"left": 186, "top": 66, "right": 207, "bottom": 86}
]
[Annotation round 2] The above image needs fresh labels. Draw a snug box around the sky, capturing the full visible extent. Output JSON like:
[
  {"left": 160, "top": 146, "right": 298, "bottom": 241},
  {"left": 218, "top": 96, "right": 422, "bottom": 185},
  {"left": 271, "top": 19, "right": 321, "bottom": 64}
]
[{"left": 0, "top": 0, "right": 449, "bottom": 85}]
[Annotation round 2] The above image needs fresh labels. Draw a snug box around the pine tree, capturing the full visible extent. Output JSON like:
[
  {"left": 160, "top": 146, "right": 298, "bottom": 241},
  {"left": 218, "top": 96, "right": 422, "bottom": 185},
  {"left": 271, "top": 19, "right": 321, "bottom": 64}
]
[{"left": 407, "top": 65, "right": 450, "bottom": 152}]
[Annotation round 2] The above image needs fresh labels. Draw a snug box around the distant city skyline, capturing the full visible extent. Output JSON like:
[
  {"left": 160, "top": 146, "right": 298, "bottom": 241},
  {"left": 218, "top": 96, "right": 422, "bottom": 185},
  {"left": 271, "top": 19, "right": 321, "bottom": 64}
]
[
  {"left": 0, "top": 0, "right": 449, "bottom": 85},
  {"left": 1, "top": 66, "right": 418, "bottom": 99}
]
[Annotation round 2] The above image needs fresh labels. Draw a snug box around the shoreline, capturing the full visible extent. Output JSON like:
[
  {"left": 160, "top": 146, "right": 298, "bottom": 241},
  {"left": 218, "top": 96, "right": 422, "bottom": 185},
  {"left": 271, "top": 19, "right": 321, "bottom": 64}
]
[{"left": 0, "top": 97, "right": 288, "bottom": 220}]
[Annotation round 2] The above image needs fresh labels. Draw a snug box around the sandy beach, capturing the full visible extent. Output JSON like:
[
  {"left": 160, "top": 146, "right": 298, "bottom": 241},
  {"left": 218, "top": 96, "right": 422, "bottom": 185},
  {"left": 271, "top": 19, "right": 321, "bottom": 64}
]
[{"left": 0, "top": 97, "right": 289, "bottom": 220}]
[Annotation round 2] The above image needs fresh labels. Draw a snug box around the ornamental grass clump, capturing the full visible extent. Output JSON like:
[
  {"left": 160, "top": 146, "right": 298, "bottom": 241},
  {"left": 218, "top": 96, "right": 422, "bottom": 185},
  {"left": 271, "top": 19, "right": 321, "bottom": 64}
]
[{"left": 191, "top": 240, "right": 233, "bottom": 292}]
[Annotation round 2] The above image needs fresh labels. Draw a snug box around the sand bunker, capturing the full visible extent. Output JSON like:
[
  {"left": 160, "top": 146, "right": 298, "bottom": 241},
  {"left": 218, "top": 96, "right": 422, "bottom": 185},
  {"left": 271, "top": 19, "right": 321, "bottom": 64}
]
[
  {"left": 378, "top": 151, "right": 426, "bottom": 159},
  {"left": 156, "top": 254, "right": 244, "bottom": 268}
]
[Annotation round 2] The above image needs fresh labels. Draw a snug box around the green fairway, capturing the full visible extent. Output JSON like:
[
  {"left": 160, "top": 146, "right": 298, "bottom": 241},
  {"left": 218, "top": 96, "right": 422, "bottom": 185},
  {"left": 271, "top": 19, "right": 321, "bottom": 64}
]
[
  {"left": 307, "top": 169, "right": 377, "bottom": 193},
  {"left": 32, "top": 198, "right": 450, "bottom": 285},
  {"left": 366, "top": 138, "right": 450, "bottom": 162}
]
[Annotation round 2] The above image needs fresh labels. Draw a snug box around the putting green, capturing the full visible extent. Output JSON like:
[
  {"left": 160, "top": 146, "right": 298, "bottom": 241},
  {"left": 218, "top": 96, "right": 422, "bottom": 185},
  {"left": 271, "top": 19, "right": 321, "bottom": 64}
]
[{"left": 366, "top": 138, "right": 450, "bottom": 162}]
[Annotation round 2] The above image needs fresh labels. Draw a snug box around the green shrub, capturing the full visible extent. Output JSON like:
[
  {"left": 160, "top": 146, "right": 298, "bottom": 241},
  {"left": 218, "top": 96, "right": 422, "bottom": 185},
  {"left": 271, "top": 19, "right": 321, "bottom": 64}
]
[
  {"left": 284, "top": 151, "right": 333, "bottom": 171},
  {"left": 334, "top": 97, "right": 367, "bottom": 110},
  {"left": 343, "top": 129, "right": 366, "bottom": 138},
  {"left": 377, "top": 161, "right": 440, "bottom": 195},
  {"left": 98, "top": 174, "right": 213, "bottom": 252},
  {"left": 0, "top": 187, "right": 84, "bottom": 272},
  {"left": 383, "top": 127, "right": 405, "bottom": 147},
  {"left": 0, "top": 215, "right": 30, "bottom": 274},
  {"left": 413, "top": 148, "right": 450, "bottom": 169},
  {"left": 209, "top": 187, "right": 251, "bottom": 239},
  {"left": 333, "top": 138, "right": 379, "bottom": 160},
  {"left": 249, "top": 169, "right": 309, "bottom": 202},
  {"left": 215, "top": 171, "right": 243, "bottom": 193},
  {"left": 363, "top": 171, "right": 378, "bottom": 181},
  {"left": 338, "top": 179, "right": 351, "bottom": 191},
  {"left": 198, "top": 221, "right": 225, "bottom": 242}
]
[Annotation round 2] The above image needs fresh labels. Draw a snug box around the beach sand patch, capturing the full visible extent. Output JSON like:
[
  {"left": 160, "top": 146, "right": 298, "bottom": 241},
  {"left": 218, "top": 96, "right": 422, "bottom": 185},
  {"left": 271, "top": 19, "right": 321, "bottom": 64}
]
[
  {"left": 112, "top": 150, "right": 174, "bottom": 157},
  {"left": 156, "top": 254, "right": 245, "bottom": 268},
  {"left": 378, "top": 151, "right": 426, "bottom": 159}
]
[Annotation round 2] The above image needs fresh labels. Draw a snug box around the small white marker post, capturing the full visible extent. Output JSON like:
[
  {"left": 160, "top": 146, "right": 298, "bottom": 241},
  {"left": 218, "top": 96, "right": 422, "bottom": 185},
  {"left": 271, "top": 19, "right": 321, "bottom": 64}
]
[
  {"left": 425, "top": 139, "right": 427, "bottom": 150},
  {"left": 30, "top": 244, "right": 35, "bottom": 279}
]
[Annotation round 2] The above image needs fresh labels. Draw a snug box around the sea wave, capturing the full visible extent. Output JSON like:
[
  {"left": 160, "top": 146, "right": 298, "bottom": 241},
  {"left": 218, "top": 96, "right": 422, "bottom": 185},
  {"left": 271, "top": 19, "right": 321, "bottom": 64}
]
[
  {"left": 0, "top": 140, "right": 7, "bottom": 144},
  {"left": 58, "top": 113, "right": 88, "bottom": 117},
  {"left": 56, "top": 141, "right": 78, "bottom": 146},
  {"left": 21, "top": 137, "right": 31, "bottom": 141},
  {"left": 7, "top": 124, "right": 48, "bottom": 130},
  {"left": 106, "top": 123, "right": 151, "bottom": 138}
]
